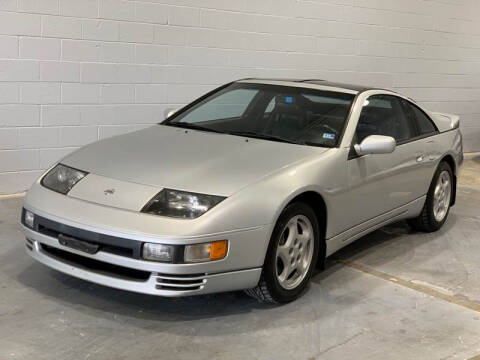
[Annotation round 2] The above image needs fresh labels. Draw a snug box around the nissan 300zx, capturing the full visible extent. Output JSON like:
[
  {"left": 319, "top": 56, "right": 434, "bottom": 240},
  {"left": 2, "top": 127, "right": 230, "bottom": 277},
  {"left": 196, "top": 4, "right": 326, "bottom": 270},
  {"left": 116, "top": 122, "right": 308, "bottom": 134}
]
[{"left": 21, "top": 79, "right": 463, "bottom": 303}]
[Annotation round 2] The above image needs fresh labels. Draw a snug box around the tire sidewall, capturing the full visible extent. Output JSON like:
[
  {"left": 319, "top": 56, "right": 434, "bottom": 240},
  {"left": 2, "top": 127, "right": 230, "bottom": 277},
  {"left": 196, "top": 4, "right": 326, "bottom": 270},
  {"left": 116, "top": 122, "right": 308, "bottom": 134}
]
[
  {"left": 426, "top": 162, "right": 453, "bottom": 230},
  {"left": 262, "top": 202, "right": 320, "bottom": 303}
]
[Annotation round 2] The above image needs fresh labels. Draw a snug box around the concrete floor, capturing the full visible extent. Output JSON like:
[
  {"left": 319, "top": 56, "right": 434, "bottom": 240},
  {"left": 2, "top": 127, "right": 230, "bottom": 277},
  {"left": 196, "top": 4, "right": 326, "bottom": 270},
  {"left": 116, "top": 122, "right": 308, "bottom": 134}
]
[{"left": 1, "top": 155, "right": 480, "bottom": 360}]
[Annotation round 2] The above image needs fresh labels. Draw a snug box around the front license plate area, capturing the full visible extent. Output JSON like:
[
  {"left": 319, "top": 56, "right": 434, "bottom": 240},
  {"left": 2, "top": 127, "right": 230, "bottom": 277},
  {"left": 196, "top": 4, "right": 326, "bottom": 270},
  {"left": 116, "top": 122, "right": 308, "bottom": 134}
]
[{"left": 58, "top": 234, "right": 100, "bottom": 255}]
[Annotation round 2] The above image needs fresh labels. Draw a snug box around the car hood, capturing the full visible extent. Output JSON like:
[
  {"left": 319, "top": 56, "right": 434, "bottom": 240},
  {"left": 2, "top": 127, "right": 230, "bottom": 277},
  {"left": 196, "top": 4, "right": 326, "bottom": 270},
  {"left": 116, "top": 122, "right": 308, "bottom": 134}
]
[{"left": 62, "top": 125, "right": 328, "bottom": 197}]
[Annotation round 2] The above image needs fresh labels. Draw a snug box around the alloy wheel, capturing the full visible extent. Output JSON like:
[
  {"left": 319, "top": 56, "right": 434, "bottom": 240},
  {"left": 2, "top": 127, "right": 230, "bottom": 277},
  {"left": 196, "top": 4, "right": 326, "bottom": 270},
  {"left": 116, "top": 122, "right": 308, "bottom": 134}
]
[
  {"left": 275, "top": 215, "right": 314, "bottom": 290},
  {"left": 433, "top": 170, "right": 452, "bottom": 222}
]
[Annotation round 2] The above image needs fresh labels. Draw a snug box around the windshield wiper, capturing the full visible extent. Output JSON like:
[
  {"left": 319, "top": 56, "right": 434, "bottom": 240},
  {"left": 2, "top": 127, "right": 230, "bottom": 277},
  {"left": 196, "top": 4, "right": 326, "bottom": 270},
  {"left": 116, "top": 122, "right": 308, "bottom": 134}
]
[
  {"left": 226, "top": 131, "right": 299, "bottom": 144},
  {"left": 164, "top": 122, "right": 224, "bottom": 134},
  {"left": 303, "top": 141, "right": 332, "bottom": 148}
]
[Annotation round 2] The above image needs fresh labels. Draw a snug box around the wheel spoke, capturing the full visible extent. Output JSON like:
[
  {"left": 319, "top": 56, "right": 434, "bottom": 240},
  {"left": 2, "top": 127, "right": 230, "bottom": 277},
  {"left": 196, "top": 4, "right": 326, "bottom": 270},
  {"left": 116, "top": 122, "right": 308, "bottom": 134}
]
[
  {"left": 278, "top": 257, "right": 293, "bottom": 283},
  {"left": 444, "top": 196, "right": 449, "bottom": 208},
  {"left": 298, "top": 255, "right": 309, "bottom": 272},
  {"left": 284, "top": 220, "right": 297, "bottom": 248},
  {"left": 277, "top": 228, "right": 295, "bottom": 285},
  {"left": 297, "top": 231, "right": 310, "bottom": 246},
  {"left": 443, "top": 180, "right": 449, "bottom": 192},
  {"left": 281, "top": 268, "right": 297, "bottom": 284},
  {"left": 277, "top": 245, "right": 291, "bottom": 267}
]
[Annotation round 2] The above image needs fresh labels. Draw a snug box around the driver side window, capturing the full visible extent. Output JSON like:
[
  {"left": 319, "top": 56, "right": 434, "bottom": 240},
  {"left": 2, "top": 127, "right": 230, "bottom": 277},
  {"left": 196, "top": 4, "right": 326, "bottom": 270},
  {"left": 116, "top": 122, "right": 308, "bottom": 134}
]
[{"left": 355, "top": 95, "right": 415, "bottom": 144}]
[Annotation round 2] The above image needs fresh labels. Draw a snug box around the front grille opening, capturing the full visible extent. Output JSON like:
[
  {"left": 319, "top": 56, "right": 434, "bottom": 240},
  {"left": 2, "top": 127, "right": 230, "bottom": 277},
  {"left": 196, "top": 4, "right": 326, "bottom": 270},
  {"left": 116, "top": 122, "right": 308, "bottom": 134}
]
[
  {"left": 154, "top": 273, "right": 206, "bottom": 291},
  {"left": 25, "top": 238, "right": 34, "bottom": 251},
  {"left": 160, "top": 278, "right": 199, "bottom": 285},
  {"left": 40, "top": 244, "right": 150, "bottom": 281},
  {"left": 155, "top": 285, "right": 202, "bottom": 291},
  {"left": 38, "top": 225, "right": 134, "bottom": 258},
  {"left": 98, "top": 244, "right": 133, "bottom": 258},
  {"left": 156, "top": 284, "right": 203, "bottom": 291}
]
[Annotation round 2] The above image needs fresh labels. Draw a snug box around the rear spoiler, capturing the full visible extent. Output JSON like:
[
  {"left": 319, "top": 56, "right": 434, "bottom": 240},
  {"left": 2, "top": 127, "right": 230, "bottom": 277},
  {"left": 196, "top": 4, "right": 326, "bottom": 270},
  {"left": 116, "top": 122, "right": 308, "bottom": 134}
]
[{"left": 429, "top": 112, "right": 460, "bottom": 132}]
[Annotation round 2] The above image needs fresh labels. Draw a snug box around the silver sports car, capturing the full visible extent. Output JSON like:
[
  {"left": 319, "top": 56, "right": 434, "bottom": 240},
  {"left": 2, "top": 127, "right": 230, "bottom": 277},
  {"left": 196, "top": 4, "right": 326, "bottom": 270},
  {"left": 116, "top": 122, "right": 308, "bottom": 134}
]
[{"left": 21, "top": 79, "right": 463, "bottom": 303}]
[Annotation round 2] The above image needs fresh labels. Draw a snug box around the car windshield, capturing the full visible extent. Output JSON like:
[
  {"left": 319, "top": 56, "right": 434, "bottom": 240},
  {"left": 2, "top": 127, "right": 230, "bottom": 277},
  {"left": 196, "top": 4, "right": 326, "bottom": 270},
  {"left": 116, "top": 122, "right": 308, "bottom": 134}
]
[{"left": 163, "top": 83, "right": 356, "bottom": 147}]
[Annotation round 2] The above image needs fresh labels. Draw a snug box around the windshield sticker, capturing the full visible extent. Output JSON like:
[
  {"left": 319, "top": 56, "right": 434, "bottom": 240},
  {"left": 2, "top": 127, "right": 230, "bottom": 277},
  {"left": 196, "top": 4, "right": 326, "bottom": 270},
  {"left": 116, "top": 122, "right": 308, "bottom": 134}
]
[
  {"left": 285, "top": 96, "right": 294, "bottom": 104},
  {"left": 323, "top": 133, "right": 335, "bottom": 140}
]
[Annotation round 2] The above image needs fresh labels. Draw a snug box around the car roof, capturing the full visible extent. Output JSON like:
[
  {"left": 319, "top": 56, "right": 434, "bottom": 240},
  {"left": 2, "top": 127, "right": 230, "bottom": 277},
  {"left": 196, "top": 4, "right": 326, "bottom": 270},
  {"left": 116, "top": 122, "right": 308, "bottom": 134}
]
[{"left": 236, "top": 78, "right": 374, "bottom": 94}]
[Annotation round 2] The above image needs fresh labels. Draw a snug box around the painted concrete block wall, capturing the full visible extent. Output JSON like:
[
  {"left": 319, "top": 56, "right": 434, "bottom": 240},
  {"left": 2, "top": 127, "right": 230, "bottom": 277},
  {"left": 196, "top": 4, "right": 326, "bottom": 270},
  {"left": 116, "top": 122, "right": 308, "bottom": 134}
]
[{"left": 0, "top": 0, "right": 479, "bottom": 194}]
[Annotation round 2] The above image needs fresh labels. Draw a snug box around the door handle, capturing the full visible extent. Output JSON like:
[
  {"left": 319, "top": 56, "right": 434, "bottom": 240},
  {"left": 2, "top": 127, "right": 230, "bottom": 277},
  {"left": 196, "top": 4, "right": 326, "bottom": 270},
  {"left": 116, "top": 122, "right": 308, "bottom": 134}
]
[
  {"left": 416, "top": 155, "right": 424, "bottom": 162},
  {"left": 426, "top": 140, "right": 435, "bottom": 160}
]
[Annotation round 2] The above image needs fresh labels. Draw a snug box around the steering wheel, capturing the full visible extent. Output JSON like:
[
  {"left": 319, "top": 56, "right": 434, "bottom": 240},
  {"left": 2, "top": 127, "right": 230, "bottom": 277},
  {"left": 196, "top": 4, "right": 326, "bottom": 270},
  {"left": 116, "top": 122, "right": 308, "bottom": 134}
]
[{"left": 289, "top": 120, "right": 339, "bottom": 145}]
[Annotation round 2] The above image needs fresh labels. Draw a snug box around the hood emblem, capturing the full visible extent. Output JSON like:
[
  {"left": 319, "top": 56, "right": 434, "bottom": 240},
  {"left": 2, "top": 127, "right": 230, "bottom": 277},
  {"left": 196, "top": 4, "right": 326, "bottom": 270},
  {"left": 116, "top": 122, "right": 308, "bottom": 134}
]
[{"left": 104, "top": 188, "right": 115, "bottom": 196}]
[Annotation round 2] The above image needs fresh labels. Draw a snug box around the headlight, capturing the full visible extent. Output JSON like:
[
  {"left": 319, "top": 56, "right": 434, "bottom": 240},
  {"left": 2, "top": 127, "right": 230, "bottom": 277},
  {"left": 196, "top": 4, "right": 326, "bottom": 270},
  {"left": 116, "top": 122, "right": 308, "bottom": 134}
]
[
  {"left": 24, "top": 209, "right": 35, "bottom": 228},
  {"left": 141, "top": 189, "right": 225, "bottom": 219},
  {"left": 142, "top": 243, "right": 174, "bottom": 262},
  {"left": 41, "top": 164, "right": 87, "bottom": 194}
]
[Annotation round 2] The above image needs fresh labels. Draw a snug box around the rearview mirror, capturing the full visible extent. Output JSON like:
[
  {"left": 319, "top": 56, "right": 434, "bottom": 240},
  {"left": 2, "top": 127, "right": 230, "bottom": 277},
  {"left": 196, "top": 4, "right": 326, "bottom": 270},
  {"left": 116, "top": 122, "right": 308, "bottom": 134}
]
[
  {"left": 354, "top": 135, "right": 396, "bottom": 156},
  {"left": 164, "top": 108, "right": 178, "bottom": 119}
]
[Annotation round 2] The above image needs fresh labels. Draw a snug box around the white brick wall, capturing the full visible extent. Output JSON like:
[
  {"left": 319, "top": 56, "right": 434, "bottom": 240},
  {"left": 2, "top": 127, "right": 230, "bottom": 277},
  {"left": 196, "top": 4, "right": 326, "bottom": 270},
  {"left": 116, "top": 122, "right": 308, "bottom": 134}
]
[{"left": 0, "top": 0, "right": 480, "bottom": 194}]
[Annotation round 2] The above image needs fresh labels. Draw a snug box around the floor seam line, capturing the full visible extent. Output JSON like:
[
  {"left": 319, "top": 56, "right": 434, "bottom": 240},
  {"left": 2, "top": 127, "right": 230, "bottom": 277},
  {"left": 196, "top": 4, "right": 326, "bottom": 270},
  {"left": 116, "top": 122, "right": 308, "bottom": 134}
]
[
  {"left": 337, "top": 259, "right": 480, "bottom": 314},
  {"left": 0, "top": 192, "right": 25, "bottom": 200}
]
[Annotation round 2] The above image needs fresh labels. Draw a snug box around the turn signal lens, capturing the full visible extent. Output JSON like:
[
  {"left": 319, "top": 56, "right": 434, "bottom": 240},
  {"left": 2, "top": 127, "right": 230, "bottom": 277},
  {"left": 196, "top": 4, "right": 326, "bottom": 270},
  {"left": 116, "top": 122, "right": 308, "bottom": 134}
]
[
  {"left": 184, "top": 240, "right": 228, "bottom": 263},
  {"left": 210, "top": 240, "right": 228, "bottom": 260}
]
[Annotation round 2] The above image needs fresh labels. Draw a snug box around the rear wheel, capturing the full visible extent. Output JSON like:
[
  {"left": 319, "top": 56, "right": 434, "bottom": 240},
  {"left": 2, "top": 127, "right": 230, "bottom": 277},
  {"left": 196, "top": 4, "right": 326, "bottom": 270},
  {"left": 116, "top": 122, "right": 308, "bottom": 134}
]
[
  {"left": 408, "top": 161, "right": 453, "bottom": 232},
  {"left": 245, "top": 202, "right": 320, "bottom": 303}
]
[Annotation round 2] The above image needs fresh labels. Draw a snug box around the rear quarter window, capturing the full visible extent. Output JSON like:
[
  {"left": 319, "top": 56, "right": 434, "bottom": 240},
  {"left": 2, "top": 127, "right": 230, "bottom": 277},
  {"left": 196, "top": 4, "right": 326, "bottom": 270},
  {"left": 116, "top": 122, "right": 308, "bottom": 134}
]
[
  {"left": 403, "top": 100, "right": 438, "bottom": 136},
  {"left": 412, "top": 105, "right": 437, "bottom": 135}
]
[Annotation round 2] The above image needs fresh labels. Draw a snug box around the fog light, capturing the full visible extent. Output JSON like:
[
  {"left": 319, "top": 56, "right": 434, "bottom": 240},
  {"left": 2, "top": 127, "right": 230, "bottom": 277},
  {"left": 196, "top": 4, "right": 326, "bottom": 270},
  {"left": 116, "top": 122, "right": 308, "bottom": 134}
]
[
  {"left": 184, "top": 240, "right": 228, "bottom": 263},
  {"left": 24, "top": 210, "right": 35, "bottom": 228},
  {"left": 142, "top": 243, "right": 174, "bottom": 262}
]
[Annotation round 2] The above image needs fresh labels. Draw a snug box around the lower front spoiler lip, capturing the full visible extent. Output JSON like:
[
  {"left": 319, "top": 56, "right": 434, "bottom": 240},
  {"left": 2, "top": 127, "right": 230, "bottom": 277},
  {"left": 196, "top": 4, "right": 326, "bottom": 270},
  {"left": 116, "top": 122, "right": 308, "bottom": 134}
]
[{"left": 25, "top": 238, "right": 261, "bottom": 297}]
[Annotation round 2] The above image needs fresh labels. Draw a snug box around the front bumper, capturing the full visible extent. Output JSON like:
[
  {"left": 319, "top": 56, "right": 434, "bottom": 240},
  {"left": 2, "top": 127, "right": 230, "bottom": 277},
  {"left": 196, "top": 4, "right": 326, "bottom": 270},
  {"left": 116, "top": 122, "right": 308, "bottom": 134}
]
[
  {"left": 22, "top": 223, "right": 262, "bottom": 296},
  {"left": 20, "top": 180, "right": 270, "bottom": 296}
]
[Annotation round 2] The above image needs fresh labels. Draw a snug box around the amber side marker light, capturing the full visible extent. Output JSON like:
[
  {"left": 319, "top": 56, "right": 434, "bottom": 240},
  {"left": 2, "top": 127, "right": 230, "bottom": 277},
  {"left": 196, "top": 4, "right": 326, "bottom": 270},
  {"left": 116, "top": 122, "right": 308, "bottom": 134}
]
[
  {"left": 184, "top": 240, "right": 228, "bottom": 263},
  {"left": 209, "top": 240, "right": 228, "bottom": 261}
]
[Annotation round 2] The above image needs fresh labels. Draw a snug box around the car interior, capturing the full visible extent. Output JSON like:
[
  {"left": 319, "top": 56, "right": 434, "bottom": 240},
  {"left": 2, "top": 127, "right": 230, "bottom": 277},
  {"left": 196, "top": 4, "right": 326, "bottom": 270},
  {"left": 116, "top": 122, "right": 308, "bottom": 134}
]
[
  {"left": 175, "top": 87, "right": 355, "bottom": 147},
  {"left": 356, "top": 96, "right": 414, "bottom": 143}
]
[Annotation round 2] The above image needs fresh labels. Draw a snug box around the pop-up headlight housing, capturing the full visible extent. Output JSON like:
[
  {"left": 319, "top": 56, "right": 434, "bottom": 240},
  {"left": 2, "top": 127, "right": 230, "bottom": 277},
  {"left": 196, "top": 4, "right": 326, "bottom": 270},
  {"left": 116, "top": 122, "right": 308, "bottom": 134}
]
[
  {"left": 41, "top": 164, "right": 87, "bottom": 194},
  {"left": 141, "top": 189, "right": 225, "bottom": 219}
]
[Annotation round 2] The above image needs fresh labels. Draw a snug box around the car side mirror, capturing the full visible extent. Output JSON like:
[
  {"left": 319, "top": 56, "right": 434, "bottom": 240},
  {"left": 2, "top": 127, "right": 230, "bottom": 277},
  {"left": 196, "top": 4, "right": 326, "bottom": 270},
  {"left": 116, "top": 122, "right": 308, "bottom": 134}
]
[
  {"left": 354, "top": 135, "right": 396, "bottom": 156},
  {"left": 164, "top": 108, "right": 178, "bottom": 119}
]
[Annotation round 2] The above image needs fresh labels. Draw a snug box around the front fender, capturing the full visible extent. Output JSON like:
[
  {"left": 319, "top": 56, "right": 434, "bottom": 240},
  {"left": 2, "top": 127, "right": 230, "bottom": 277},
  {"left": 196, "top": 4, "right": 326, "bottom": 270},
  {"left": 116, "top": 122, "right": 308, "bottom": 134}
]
[{"left": 206, "top": 148, "right": 348, "bottom": 256}]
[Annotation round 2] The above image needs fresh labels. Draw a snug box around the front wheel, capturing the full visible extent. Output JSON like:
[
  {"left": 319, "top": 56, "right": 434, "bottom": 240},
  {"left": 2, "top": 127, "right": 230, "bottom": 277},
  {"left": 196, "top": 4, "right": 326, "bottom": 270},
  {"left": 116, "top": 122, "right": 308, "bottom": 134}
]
[
  {"left": 245, "top": 203, "right": 320, "bottom": 303},
  {"left": 408, "top": 161, "right": 453, "bottom": 232}
]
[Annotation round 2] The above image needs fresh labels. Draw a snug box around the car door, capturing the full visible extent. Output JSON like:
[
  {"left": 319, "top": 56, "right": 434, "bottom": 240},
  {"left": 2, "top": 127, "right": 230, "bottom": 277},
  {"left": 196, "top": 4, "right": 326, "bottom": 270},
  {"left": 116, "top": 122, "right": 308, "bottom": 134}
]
[
  {"left": 343, "top": 94, "right": 427, "bottom": 232},
  {"left": 400, "top": 98, "right": 440, "bottom": 191}
]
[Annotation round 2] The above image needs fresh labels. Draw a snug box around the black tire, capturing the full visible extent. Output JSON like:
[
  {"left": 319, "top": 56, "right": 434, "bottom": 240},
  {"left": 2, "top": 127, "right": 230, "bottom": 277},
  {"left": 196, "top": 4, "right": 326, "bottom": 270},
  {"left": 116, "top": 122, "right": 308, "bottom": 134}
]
[
  {"left": 408, "top": 161, "right": 453, "bottom": 232},
  {"left": 245, "top": 202, "right": 320, "bottom": 303}
]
